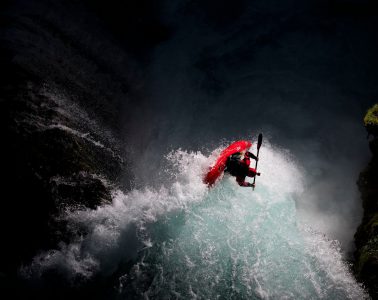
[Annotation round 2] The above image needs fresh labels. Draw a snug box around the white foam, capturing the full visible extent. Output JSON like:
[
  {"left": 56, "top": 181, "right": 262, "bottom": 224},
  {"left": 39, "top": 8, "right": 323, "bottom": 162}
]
[{"left": 22, "top": 141, "right": 367, "bottom": 299}]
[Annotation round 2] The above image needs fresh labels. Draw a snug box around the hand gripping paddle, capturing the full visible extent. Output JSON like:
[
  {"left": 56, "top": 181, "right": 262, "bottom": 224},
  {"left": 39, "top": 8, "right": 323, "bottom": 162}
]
[{"left": 252, "top": 133, "right": 263, "bottom": 190}]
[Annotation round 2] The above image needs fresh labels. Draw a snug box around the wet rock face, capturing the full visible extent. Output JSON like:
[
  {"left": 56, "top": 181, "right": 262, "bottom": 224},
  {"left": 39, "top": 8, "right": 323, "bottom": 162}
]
[
  {"left": 0, "top": 0, "right": 143, "bottom": 278},
  {"left": 0, "top": 1, "right": 168, "bottom": 295},
  {"left": 0, "top": 79, "right": 125, "bottom": 278},
  {"left": 50, "top": 172, "right": 112, "bottom": 210},
  {"left": 355, "top": 104, "right": 378, "bottom": 299},
  {"left": 0, "top": 0, "right": 173, "bottom": 297}
]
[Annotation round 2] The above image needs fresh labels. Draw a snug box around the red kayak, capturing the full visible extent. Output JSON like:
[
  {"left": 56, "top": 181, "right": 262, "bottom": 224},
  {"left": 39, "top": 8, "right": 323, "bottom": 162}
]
[{"left": 203, "top": 140, "right": 252, "bottom": 186}]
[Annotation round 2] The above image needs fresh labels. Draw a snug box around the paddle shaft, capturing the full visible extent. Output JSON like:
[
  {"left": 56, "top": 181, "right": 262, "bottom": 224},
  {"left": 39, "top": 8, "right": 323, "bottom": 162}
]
[
  {"left": 252, "top": 147, "right": 260, "bottom": 190},
  {"left": 252, "top": 133, "right": 263, "bottom": 190}
]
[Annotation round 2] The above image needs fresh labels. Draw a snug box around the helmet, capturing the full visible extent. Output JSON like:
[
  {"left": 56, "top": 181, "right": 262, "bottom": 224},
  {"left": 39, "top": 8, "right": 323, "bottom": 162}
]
[{"left": 230, "top": 152, "right": 242, "bottom": 159}]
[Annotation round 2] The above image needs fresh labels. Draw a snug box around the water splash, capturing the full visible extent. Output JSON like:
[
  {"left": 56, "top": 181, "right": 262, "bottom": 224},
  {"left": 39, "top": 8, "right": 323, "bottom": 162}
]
[{"left": 23, "top": 142, "right": 367, "bottom": 299}]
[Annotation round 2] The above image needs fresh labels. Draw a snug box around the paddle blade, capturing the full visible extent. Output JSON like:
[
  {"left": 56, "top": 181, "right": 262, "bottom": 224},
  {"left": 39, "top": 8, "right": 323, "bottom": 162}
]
[{"left": 257, "top": 133, "right": 263, "bottom": 150}]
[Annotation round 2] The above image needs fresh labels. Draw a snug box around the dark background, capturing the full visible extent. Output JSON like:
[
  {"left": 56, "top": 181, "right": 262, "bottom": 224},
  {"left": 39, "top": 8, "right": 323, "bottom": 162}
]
[{"left": 1, "top": 0, "right": 378, "bottom": 298}]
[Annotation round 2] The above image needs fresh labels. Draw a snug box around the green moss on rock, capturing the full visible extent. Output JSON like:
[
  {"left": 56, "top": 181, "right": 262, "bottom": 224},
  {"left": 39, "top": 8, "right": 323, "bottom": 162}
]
[
  {"left": 365, "top": 104, "right": 378, "bottom": 126},
  {"left": 355, "top": 104, "right": 378, "bottom": 299},
  {"left": 364, "top": 104, "right": 378, "bottom": 137}
]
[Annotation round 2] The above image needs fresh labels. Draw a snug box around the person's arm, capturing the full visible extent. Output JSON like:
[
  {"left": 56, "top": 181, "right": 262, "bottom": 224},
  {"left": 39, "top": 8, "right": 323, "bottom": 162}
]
[
  {"left": 243, "top": 156, "right": 251, "bottom": 166},
  {"left": 239, "top": 182, "right": 255, "bottom": 187},
  {"left": 246, "top": 151, "right": 258, "bottom": 161},
  {"left": 236, "top": 176, "right": 255, "bottom": 187}
]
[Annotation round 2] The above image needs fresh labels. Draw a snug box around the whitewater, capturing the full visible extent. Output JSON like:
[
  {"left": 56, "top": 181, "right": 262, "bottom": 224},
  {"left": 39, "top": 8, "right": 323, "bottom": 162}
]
[{"left": 24, "top": 142, "right": 368, "bottom": 299}]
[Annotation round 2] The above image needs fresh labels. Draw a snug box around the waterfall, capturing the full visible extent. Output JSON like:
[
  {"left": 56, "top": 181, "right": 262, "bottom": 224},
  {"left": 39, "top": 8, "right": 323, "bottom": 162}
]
[{"left": 23, "top": 143, "right": 367, "bottom": 299}]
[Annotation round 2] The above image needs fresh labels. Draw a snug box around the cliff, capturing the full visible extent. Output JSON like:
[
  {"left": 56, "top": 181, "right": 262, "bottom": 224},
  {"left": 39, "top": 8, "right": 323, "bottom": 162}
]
[
  {"left": 0, "top": 1, "right": 130, "bottom": 296},
  {"left": 0, "top": 0, "right": 173, "bottom": 297},
  {"left": 355, "top": 104, "right": 378, "bottom": 299},
  {"left": 0, "top": 68, "right": 128, "bottom": 297}
]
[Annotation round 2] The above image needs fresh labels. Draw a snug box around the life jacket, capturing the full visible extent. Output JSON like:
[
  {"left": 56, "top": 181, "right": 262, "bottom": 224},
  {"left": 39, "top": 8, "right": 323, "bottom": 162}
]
[{"left": 225, "top": 153, "right": 249, "bottom": 176}]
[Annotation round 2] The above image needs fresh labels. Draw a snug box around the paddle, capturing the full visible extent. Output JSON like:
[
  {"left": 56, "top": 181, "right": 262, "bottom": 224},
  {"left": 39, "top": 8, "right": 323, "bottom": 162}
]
[{"left": 252, "top": 133, "right": 263, "bottom": 190}]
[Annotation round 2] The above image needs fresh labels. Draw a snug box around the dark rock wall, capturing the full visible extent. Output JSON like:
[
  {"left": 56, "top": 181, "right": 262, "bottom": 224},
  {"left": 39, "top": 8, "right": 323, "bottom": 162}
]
[
  {"left": 0, "top": 0, "right": 156, "bottom": 294},
  {"left": 0, "top": 61, "right": 125, "bottom": 285},
  {"left": 355, "top": 106, "right": 378, "bottom": 299}
]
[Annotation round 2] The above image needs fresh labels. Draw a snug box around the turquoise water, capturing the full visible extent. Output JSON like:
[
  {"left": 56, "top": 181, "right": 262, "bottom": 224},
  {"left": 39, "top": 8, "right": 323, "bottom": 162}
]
[
  {"left": 119, "top": 180, "right": 364, "bottom": 299},
  {"left": 26, "top": 144, "right": 367, "bottom": 299}
]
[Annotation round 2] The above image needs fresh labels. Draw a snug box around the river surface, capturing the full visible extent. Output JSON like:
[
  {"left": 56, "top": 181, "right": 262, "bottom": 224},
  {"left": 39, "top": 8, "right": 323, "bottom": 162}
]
[{"left": 26, "top": 143, "right": 367, "bottom": 299}]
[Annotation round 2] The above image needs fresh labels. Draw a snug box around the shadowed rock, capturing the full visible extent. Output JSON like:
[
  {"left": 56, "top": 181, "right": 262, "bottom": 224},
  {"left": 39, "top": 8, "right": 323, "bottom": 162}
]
[{"left": 355, "top": 103, "right": 378, "bottom": 299}]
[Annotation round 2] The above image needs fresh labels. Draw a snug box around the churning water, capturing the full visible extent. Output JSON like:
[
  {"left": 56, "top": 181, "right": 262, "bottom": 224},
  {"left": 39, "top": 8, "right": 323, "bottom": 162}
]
[{"left": 25, "top": 143, "right": 367, "bottom": 299}]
